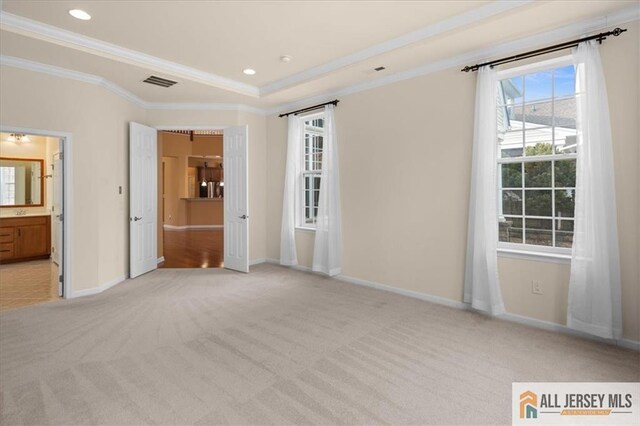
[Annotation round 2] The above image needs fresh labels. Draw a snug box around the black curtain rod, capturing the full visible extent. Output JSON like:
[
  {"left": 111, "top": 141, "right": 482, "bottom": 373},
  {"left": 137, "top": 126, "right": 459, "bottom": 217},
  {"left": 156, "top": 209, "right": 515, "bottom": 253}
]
[
  {"left": 461, "top": 27, "right": 627, "bottom": 72},
  {"left": 279, "top": 100, "right": 339, "bottom": 118}
]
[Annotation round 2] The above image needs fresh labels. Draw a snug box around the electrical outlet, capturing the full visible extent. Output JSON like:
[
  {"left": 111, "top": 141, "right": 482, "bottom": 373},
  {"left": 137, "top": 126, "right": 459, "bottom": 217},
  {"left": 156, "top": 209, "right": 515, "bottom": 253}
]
[{"left": 531, "top": 280, "right": 543, "bottom": 295}]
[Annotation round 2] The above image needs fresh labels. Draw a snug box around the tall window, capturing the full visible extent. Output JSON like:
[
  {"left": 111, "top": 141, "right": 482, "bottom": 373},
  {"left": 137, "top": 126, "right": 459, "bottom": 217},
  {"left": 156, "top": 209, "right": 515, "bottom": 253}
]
[
  {"left": 0, "top": 167, "right": 16, "bottom": 205},
  {"left": 301, "top": 115, "right": 324, "bottom": 227},
  {"left": 497, "top": 61, "right": 577, "bottom": 252}
]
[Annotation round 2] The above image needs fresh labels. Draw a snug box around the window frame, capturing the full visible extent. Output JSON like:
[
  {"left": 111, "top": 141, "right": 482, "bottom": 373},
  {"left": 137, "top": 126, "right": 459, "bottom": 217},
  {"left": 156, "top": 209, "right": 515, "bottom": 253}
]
[
  {"left": 496, "top": 55, "right": 576, "bottom": 260},
  {"left": 296, "top": 111, "right": 325, "bottom": 231}
]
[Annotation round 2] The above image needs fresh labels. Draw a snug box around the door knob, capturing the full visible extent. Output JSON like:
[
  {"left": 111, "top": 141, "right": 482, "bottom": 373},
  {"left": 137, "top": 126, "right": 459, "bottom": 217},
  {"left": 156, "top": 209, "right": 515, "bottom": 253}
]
[
  {"left": 132, "top": 216, "right": 142, "bottom": 221},
  {"left": 238, "top": 214, "right": 248, "bottom": 219}
]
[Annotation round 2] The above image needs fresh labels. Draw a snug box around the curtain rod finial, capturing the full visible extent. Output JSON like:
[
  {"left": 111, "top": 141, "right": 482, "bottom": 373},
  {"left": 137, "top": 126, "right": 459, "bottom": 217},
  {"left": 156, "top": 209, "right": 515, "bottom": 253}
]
[{"left": 612, "top": 27, "right": 626, "bottom": 36}]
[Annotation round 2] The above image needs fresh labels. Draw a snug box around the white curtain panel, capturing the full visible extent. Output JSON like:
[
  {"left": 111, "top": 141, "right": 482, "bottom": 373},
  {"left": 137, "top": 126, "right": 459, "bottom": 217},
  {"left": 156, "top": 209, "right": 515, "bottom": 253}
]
[
  {"left": 463, "top": 66, "right": 505, "bottom": 316},
  {"left": 280, "top": 115, "right": 302, "bottom": 266},
  {"left": 567, "top": 41, "right": 622, "bottom": 340},
  {"left": 312, "top": 105, "right": 342, "bottom": 276}
]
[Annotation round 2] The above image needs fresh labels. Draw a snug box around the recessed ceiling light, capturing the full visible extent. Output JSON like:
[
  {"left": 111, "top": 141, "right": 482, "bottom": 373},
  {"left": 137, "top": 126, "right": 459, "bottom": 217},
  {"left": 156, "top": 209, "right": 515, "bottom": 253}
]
[
  {"left": 280, "top": 55, "right": 292, "bottom": 63},
  {"left": 69, "top": 9, "right": 91, "bottom": 20},
  {"left": 243, "top": 68, "right": 256, "bottom": 76}
]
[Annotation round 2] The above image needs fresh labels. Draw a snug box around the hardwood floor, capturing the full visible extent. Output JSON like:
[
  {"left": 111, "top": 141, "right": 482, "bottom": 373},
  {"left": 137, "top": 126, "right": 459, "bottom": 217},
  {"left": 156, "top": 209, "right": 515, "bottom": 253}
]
[
  {"left": 0, "top": 259, "right": 59, "bottom": 311},
  {"left": 160, "top": 229, "right": 223, "bottom": 268}
]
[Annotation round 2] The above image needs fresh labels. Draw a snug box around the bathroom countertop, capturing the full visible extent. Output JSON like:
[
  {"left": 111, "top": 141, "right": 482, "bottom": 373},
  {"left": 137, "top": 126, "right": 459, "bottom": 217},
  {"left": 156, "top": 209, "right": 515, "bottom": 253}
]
[{"left": 0, "top": 212, "right": 52, "bottom": 218}]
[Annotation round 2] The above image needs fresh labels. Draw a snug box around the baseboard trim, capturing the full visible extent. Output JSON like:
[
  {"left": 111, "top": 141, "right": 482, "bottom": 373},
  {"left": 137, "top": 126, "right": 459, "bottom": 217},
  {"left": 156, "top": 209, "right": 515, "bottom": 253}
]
[
  {"left": 264, "top": 258, "right": 639, "bottom": 351},
  {"left": 163, "top": 224, "right": 223, "bottom": 231},
  {"left": 500, "top": 312, "right": 640, "bottom": 351},
  {"left": 157, "top": 256, "right": 165, "bottom": 264},
  {"left": 70, "top": 274, "right": 127, "bottom": 298},
  {"left": 265, "top": 258, "right": 312, "bottom": 272},
  {"left": 336, "top": 273, "right": 467, "bottom": 310},
  {"left": 249, "top": 258, "right": 267, "bottom": 266}
]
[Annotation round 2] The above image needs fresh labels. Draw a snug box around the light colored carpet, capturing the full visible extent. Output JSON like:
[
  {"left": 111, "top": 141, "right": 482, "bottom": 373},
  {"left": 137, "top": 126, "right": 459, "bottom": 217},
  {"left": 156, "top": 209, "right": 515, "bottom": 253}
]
[{"left": 0, "top": 264, "right": 638, "bottom": 425}]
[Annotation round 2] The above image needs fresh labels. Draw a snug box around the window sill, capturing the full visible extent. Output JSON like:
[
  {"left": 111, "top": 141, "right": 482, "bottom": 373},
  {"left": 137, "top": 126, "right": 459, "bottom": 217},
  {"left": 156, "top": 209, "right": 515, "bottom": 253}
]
[
  {"left": 497, "top": 248, "right": 571, "bottom": 264},
  {"left": 295, "top": 226, "right": 316, "bottom": 233}
]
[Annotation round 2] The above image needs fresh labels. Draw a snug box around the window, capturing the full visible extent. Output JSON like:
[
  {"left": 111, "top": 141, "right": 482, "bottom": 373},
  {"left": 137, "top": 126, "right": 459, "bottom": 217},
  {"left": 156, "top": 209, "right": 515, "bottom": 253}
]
[
  {"left": 300, "top": 115, "right": 325, "bottom": 228},
  {"left": 497, "top": 61, "right": 577, "bottom": 253},
  {"left": 0, "top": 166, "right": 16, "bottom": 205}
]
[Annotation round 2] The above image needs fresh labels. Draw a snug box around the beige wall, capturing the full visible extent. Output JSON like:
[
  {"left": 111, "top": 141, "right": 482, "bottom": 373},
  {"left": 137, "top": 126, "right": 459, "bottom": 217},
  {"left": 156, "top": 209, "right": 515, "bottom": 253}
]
[
  {"left": 1, "top": 21, "right": 636, "bottom": 342},
  {"left": 0, "top": 133, "right": 48, "bottom": 158},
  {"left": 0, "top": 66, "right": 146, "bottom": 292},
  {"left": 161, "top": 156, "right": 182, "bottom": 226},
  {"left": 265, "top": 22, "right": 640, "bottom": 341},
  {"left": 0, "top": 68, "right": 269, "bottom": 289}
]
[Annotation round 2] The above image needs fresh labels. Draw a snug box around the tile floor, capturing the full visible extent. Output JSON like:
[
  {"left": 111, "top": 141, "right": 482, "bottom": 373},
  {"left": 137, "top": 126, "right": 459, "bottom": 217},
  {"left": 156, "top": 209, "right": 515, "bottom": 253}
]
[{"left": 0, "top": 259, "right": 59, "bottom": 311}]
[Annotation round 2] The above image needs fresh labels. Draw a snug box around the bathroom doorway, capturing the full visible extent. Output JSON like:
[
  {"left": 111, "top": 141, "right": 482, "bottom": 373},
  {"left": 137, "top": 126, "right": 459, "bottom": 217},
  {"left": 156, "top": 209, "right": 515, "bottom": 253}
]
[{"left": 0, "top": 131, "right": 66, "bottom": 310}]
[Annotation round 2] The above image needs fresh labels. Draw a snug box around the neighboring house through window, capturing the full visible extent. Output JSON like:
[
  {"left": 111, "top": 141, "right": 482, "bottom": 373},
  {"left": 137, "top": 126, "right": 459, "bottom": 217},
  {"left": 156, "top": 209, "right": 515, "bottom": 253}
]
[
  {"left": 300, "top": 114, "right": 325, "bottom": 228},
  {"left": 497, "top": 59, "right": 577, "bottom": 253}
]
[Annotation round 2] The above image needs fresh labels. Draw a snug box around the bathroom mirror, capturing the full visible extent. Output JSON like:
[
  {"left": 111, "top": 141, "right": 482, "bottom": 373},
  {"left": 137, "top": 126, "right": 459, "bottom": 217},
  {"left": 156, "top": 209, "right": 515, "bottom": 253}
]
[{"left": 0, "top": 157, "right": 45, "bottom": 207}]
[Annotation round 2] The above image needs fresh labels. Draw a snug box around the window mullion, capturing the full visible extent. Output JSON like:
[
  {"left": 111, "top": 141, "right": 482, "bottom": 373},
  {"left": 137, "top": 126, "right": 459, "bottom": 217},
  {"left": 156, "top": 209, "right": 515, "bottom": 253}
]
[{"left": 551, "top": 68, "right": 556, "bottom": 248}]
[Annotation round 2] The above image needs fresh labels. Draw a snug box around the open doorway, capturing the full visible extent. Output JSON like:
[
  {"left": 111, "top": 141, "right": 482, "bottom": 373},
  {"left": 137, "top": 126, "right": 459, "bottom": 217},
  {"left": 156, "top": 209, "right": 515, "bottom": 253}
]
[
  {"left": 157, "top": 130, "right": 224, "bottom": 268},
  {"left": 0, "top": 132, "right": 65, "bottom": 310}
]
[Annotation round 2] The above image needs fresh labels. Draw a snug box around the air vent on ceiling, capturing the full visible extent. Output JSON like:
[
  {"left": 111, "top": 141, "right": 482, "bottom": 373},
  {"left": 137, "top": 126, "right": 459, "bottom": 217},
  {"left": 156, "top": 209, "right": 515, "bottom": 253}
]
[
  {"left": 374, "top": 66, "right": 386, "bottom": 72},
  {"left": 143, "top": 75, "right": 178, "bottom": 88}
]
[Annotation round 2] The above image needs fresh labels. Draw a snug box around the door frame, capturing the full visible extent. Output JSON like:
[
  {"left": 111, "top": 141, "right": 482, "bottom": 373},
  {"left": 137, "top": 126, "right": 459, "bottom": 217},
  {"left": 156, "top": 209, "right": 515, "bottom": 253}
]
[
  {"left": 154, "top": 124, "right": 246, "bottom": 270},
  {"left": 0, "top": 125, "right": 73, "bottom": 298}
]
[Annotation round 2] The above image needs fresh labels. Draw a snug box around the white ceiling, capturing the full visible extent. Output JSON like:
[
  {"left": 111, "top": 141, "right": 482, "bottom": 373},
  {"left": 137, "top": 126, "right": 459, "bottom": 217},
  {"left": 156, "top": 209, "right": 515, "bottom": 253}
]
[{"left": 0, "top": 0, "right": 637, "bottom": 111}]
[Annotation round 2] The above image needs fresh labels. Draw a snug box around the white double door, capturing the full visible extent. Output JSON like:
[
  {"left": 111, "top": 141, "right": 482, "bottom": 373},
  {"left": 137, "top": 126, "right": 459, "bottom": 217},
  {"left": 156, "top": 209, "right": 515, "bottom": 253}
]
[{"left": 129, "top": 123, "right": 249, "bottom": 278}]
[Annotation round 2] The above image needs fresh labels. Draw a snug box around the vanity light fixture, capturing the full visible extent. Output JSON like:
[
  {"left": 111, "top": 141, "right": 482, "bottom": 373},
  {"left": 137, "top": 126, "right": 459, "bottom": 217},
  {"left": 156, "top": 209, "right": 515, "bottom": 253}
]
[
  {"left": 69, "top": 9, "right": 91, "bottom": 20},
  {"left": 6, "top": 133, "right": 29, "bottom": 143}
]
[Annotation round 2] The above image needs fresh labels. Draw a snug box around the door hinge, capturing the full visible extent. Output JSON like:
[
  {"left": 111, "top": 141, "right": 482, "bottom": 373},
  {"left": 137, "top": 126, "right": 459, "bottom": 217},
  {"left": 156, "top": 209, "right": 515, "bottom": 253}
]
[
  {"left": 59, "top": 275, "right": 63, "bottom": 283},
  {"left": 59, "top": 152, "right": 64, "bottom": 160},
  {"left": 57, "top": 213, "right": 64, "bottom": 221}
]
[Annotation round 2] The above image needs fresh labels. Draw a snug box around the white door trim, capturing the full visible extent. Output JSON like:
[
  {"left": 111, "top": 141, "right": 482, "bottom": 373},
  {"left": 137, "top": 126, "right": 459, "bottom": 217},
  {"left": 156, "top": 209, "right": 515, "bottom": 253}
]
[
  {"left": 0, "top": 125, "right": 73, "bottom": 298},
  {"left": 155, "top": 125, "right": 228, "bottom": 131}
]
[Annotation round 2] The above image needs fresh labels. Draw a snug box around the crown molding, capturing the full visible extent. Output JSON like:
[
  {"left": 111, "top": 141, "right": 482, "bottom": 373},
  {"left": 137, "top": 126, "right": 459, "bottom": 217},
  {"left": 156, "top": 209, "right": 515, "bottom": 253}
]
[
  {"left": 0, "top": 54, "right": 267, "bottom": 114},
  {"left": 145, "top": 101, "right": 266, "bottom": 115},
  {"left": 0, "top": 10, "right": 260, "bottom": 98},
  {"left": 259, "top": 0, "right": 533, "bottom": 96},
  {"left": 0, "top": 1, "right": 531, "bottom": 99},
  {"left": 265, "top": 4, "right": 640, "bottom": 116},
  {"left": 2, "top": 5, "right": 637, "bottom": 117},
  {"left": 0, "top": 54, "right": 148, "bottom": 107}
]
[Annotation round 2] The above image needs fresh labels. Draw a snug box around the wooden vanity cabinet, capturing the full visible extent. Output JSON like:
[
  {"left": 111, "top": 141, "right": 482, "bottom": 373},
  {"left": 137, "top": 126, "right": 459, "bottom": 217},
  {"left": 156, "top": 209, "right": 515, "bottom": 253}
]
[{"left": 0, "top": 216, "right": 51, "bottom": 263}]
